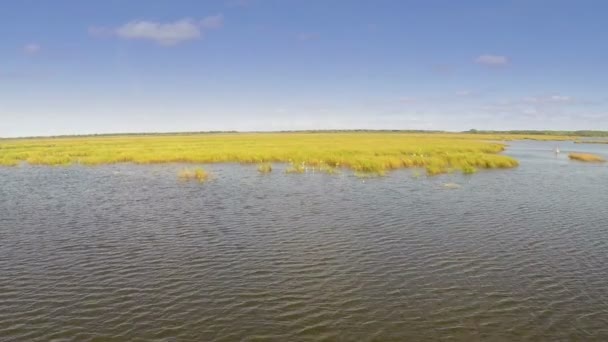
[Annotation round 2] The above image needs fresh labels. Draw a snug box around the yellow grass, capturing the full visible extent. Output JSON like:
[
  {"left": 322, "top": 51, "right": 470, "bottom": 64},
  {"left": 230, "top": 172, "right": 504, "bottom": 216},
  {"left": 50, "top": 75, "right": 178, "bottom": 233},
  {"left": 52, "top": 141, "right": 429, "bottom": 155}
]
[
  {"left": 568, "top": 153, "right": 606, "bottom": 163},
  {"left": 0, "top": 158, "right": 19, "bottom": 166},
  {"left": 461, "top": 165, "right": 477, "bottom": 174},
  {"left": 574, "top": 140, "right": 608, "bottom": 144},
  {"left": 0, "top": 132, "right": 526, "bottom": 175},
  {"left": 179, "top": 167, "right": 209, "bottom": 182},
  {"left": 286, "top": 163, "right": 306, "bottom": 174},
  {"left": 257, "top": 163, "right": 272, "bottom": 173},
  {"left": 317, "top": 163, "right": 339, "bottom": 174}
]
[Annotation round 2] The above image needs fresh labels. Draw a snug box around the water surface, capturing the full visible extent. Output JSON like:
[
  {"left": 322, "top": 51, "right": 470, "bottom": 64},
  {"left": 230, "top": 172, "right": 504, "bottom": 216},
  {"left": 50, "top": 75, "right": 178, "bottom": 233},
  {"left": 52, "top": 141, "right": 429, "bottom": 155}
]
[{"left": 1, "top": 141, "right": 607, "bottom": 341}]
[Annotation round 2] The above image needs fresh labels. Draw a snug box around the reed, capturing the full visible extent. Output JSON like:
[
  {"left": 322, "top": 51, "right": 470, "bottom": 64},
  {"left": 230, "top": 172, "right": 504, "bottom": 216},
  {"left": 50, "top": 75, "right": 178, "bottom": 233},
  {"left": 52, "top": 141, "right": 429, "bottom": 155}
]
[
  {"left": 568, "top": 153, "right": 606, "bottom": 163},
  {"left": 355, "top": 171, "right": 383, "bottom": 178},
  {"left": 461, "top": 165, "right": 477, "bottom": 174},
  {"left": 286, "top": 163, "right": 306, "bottom": 174},
  {"left": 318, "top": 163, "right": 339, "bottom": 174},
  {"left": 179, "top": 167, "right": 209, "bottom": 182},
  {"left": 425, "top": 164, "right": 447, "bottom": 176},
  {"left": 257, "top": 163, "right": 272, "bottom": 173},
  {"left": 0, "top": 158, "right": 18, "bottom": 167}
]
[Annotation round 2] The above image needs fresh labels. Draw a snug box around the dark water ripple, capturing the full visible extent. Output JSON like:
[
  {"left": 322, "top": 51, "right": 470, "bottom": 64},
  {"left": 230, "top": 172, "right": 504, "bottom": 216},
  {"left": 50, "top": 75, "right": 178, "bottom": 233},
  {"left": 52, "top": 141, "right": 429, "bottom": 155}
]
[{"left": 1, "top": 141, "right": 608, "bottom": 341}]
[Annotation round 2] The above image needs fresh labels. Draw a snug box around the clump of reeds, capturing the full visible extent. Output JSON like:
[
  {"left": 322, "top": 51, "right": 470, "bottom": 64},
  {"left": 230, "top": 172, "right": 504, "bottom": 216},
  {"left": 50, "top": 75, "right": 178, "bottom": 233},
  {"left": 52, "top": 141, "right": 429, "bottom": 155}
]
[
  {"left": 0, "top": 158, "right": 18, "bottom": 167},
  {"left": 568, "top": 153, "right": 606, "bottom": 163},
  {"left": 351, "top": 159, "right": 385, "bottom": 175},
  {"left": 179, "top": 167, "right": 209, "bottom": 182},
  {"left": 286, "top": 163, "right": 305, "bottom": 174},
  {"left": 461, "top": 165, "right": 477, "bottom": 174},
  {"left": 257, "top": 163, "right": 272, "bottom": 173},
  {"left": 318, "top": 163, "right": 339, "bottom": 174},
  {"left": 425, "top": 164, "right": 447, "bottom": 176},
  {"left": 354, "top": 171, "right": 384, "bottom": 178}
]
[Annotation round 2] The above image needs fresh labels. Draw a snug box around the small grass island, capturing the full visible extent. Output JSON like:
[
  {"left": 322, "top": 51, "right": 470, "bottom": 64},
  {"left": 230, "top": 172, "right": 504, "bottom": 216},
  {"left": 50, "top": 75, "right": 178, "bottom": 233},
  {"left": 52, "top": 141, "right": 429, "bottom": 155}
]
[{"left": 568, "top": 153, "right": 606, "bottom": 163}]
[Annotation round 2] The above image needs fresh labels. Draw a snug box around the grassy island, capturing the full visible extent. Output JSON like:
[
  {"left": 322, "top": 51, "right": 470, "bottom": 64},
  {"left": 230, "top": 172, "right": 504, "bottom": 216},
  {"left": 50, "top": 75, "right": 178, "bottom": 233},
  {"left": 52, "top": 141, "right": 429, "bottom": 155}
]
[
  {"left": 568, "top": 153, "right": 606, "bottom": 163},
  {"left": 0, "top": 132, "right": 531, "bottom": 175}
]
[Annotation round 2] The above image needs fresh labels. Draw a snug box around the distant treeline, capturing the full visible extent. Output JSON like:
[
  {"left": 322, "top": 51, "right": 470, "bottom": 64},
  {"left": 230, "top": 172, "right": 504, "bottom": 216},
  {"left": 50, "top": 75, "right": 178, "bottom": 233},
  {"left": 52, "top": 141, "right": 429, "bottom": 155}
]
[
  {"left": 465, "top": 130, "right": 608, "bottom": 137},
  {"left": 1, "top": 129, "right": 444, "bottom": 140},
  {"left": 0, "top": 131, "right": 239, "bottom": 140},
  {"left": 274, "top": 129, "right": 446, "bottom": 134},
  {"left": 4, "top": 129, "right": 608, "bottom": 140}
]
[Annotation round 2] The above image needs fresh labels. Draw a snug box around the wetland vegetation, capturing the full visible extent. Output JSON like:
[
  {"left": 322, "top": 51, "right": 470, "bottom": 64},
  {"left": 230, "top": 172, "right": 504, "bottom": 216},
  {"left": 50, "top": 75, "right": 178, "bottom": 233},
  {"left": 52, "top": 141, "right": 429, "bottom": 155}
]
[
  {"left": 568, "top": 153, "right": 606, "bottom": 163},
  {"left": 178, "top": 167, "right": 210, "bottom": 182},
  {"left": 0, "top": 132, "right": 527, "bottom": 176},
  {"left": 574, "top": 140, "right": 608, "bottom": 144},
  {"left": 2, "top": 131, "right": 604, "bottom": 176},
  {"left": 257, "top": 163, "right": 273, "bottom": 173}
]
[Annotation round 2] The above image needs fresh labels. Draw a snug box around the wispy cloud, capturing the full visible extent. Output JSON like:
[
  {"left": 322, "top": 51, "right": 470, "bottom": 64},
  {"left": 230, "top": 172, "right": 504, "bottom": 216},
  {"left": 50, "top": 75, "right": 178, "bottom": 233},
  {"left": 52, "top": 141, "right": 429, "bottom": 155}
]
[
  {"left": 475, "top": 54, "right": 509, "bottom": 67},
  {"left": 522, "top": 95, "right": 574, "bottom": 104},
  {"left": 477, "top": 93, "right": 578, "bottom": 124},
  {"left": 455, "top": 90, "right": 473, "bottom": 96},
  {"left": 23, "top": 43, "right": 41, "bottom": 54},
  {"left": 90, "top": 15, "right": 224, "bottom": 46}
]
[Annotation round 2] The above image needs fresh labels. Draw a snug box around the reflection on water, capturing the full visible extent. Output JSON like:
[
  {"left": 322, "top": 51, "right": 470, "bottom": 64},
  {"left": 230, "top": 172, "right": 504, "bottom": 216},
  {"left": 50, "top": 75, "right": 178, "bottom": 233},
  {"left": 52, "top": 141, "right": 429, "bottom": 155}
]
[{"left": 1, "top": 141, "right": 607, "bottom": 341}]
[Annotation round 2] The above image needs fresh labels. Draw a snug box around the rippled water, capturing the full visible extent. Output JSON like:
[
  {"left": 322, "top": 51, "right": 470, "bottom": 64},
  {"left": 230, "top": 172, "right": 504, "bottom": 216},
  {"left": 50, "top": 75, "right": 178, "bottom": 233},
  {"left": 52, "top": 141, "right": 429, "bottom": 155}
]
[{"left": 1, "top": 141, "right": 608, "bottom": 341}]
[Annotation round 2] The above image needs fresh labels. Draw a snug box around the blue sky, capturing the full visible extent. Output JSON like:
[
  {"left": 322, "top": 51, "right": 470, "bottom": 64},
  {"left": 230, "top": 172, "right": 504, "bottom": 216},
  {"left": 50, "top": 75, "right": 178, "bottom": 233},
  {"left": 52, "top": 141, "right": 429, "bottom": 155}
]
[{"left": 1, "top": 0, "right": 607, "bottom": 137}]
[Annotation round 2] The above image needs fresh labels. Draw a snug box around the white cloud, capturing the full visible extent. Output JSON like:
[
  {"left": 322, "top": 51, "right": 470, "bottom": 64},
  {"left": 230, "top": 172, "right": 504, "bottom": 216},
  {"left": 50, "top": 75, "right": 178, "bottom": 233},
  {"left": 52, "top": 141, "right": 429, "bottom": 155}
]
[
  {"left": 455, "top": 90, "right": 472, "bottom": 96},
  {"left": 523, "top": 95, "right": 574, "bottom": 104},
  {"left": 93, "top": 15, "right": 224, "bottom": 46},
  {"left": 115, "top": 19, "right": 201, "bottom": 45},
  {"left": 475, "top": 54, "right": 509, "bottom": 67},
  {"left": 23, "top": 43, "right": 41, "bottom": 54}
]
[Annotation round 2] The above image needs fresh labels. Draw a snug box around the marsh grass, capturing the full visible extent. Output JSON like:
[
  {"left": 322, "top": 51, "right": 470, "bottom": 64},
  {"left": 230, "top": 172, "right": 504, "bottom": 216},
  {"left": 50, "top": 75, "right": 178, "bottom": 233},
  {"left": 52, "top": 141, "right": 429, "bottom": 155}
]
[
  {"left": 257, "top": 163, "right": 272, "bottom": 173},
  {"left": 1, "top": 132, "right": 525, "bottom": 175},
  {"left": 568, "top": 153, "right": 606, "bottom": 163},
  {"left": 355, "top": 171, "right": 384, "bottom": 178},
  {"left": 286, "top": 163, "right": 306, "bottom": 174},
  {"left": 425, "top": 164, "right": 446, "bottom": 176},
  {"left": 0, "top": 158, "right": 19, "bottom": 166},
  {"left": 574, "top": 140, "right": 608, "bottom": 144},
  {"left": 179, "top": 167, "right": 209, "bottom": 182},
  {"left": 461, "top": 165, "right": 477, "bottom": 174},
  {"left": 318, "top": 163, "right": 339, "bottom": 174}
]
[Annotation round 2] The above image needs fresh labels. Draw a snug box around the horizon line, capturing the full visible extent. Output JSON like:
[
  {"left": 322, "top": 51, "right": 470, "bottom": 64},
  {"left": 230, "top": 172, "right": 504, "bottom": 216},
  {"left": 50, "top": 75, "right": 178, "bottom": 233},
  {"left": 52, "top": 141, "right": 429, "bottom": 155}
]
[{"left": 2, "top": 128, "right": 608, "bottom": 140}]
